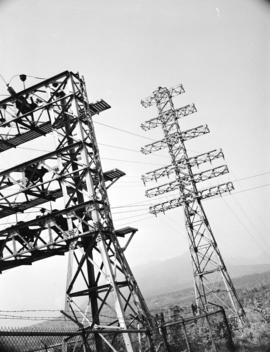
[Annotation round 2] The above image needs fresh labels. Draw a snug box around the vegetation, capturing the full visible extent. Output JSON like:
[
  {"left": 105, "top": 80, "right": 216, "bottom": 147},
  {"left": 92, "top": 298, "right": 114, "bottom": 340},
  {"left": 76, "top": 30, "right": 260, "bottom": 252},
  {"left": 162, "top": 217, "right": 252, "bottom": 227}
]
[
  {"left": 1, "top": 271, "right": 270, "bottom": 351},
  {"left": 148, "top": 271, "right": 270, "bottom": 351}
]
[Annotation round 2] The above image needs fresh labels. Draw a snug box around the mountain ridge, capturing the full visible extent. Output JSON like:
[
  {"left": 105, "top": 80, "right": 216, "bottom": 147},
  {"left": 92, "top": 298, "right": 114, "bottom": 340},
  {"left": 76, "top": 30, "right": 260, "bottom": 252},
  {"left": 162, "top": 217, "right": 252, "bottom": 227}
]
[{"left": 132, "top": 253, "right": 270, "bottom": 297}]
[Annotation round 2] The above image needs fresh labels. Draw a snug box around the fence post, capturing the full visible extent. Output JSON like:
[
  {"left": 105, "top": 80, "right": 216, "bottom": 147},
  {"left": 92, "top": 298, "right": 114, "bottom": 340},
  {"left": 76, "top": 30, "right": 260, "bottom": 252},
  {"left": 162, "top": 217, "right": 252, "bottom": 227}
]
[
  {"left": 208, "top": 302, "right": 235, "bottom": 351},
  {"left": 156, "top": 313, "right": 170, "bottom": 352},
  {"left": 181, "top": 319, "right": 191, "bottom": 352},
  {"left": 61, "top": 340, "right": 67, "bottom": 352}
]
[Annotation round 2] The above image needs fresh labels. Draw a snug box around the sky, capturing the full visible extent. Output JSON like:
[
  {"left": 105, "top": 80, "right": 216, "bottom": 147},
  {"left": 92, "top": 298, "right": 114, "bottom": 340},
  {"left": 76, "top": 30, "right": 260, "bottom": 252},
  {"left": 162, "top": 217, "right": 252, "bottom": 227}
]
[{"left": 0, "top": 0, "right": 269, "bottom": 325}]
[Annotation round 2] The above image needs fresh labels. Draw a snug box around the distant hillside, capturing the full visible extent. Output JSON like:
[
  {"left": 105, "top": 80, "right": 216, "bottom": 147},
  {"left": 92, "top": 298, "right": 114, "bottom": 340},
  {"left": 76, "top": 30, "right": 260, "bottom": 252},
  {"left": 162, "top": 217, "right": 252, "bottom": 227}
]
[
  {"left": 146, "top": 270, "right": 270, "bottom": 312},
  {"left": 132, "top": 253, "right": 270, "bottom": 297}
]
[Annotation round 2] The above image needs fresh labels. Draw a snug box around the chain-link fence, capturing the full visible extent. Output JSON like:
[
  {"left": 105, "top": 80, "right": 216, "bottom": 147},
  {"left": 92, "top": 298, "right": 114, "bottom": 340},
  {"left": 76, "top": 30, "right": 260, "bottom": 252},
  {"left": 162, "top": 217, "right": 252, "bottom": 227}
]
[
  {"left": 0, "top": 328, "right": 87, "bottom": 352},
  {"left": 155, "top": 308, "right": 235, "bottom": 352},
  {"left": 0, "top": 308, "right": 235, "bottom": 352},
  {"left": 0, "top": 326, "right": 153, "bottom": 352}
]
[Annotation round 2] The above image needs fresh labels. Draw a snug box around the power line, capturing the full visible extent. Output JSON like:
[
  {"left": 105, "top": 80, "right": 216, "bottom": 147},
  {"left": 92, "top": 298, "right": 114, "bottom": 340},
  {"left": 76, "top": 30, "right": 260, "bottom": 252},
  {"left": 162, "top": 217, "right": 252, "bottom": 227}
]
[
  {"left": 94, "top": 121, "right": 155, "bottom": 141},
  {"left": 14, "top": 141, "right": 270, "bottom": 183},
  {"left": 115, "top": 214, "right": 154, "bottom": 226},
  {"left": 233, "top": 171, "right": 270, "bottom": 183},
  {"left": 17, "top": 146, "right": 51, "bottom": 153},
  {"left": 102, "top": 157, "right": 162, "bottom": 166},
  {"left": 99, "top": 142, "right": 168, "bottom": 159},
  {"left": 233, "top": 183, "right": 270, "bottom": 195},
  {"left": 114, "top": 211, "right": 149, "bottom": 222},
  {"left": 222, "top": 198, "right": 270, "bottom": 258},
  {"left": 15, "top": 147, "right": 164, "bottom": 167},
  {"left": 111, "top": 181, "right": 270, "bottom": 210},
  {"left": 113, "top": 208, "right": 149, "bottom": 215},
  {"left": 230, "top": 194, "right": 270, "bottom": 249}
]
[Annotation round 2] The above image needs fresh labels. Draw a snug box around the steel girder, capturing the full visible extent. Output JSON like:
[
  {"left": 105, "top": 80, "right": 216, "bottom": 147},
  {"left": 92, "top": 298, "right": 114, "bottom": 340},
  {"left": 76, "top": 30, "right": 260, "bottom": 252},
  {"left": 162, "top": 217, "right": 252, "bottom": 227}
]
[
  {"left": 140, "top": 85, "right": 245, "bottom": 325},
  {"left": 0, "top": 71, "right": 153, "bottom": 352},
  {"left": 149, "top": 182, "right": 234, "bottom": 214},
  {"left": 141, "top": 149, "right": 224, "bottom": 184},
  {"left": 140, "top": 103, "right": 197, "bottom": 131},
  {"left": 0, "top": 143, "right": 125, "bottom": 219},
  {"left": 141, "top": 124, "right": 210, "bottom": 154},
  {"left": 145, "top": 165, "right": 229, "bottom": 198}
]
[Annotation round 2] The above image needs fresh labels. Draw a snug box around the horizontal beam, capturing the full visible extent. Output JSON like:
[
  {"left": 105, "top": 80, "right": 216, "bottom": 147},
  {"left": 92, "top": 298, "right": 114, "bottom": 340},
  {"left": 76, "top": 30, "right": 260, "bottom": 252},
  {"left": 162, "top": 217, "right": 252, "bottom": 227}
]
[
  {"left": 0, "top": 201, "right": 105, "bottom": 272},
  {"left": 0, "top": 122, "right": 52, "bottom": 152},
  {"left": 0, "top": 72, "right": 110, "bottom": 153},
  {"left": 0, "top": 141, "right": 83, "bottom": 176},
  {"left": 115, "top": 226, "right": 138, "bottom": 237},
  {"left": 88, "top": 99, "right": 111, "bottom": 115},
  {"left": 0, "top": 188, "right": 63, "bottom": 219},
  {"left": 149, "top": 182, "right": 234, "bottom": 214},
  {"left": 0, "top": 246, "right": 68, "bottom": 272},
  {"left": 141, "top": 125, "right": 210, "bottom": 154},
  {"left": 0, "top": 328, "right": 148, "bottom": 337},
  {"left": 0, "top": 162, "right": 122, "bottom": 219},
  {"left": 70, "top": 280, "right": 128, "bottom": 297},
  {"left": 145, "top": 165, "right": 229, "bottom": 198},
  {"left": 103, "top": 168, "right": 126, "bottom": 189},
  {"left": 142, "top": 149, "right": 224, "bottom": 183},
  {"left": 0, "top": 200, "right": 96, "bottom": 236},
  {"left": 200, "top": 181, "right": 234, "bottom": 199},
  {"left": 0, "top": 71, "right": 70, "bottom": 106},
  {"left": 140, "top": 104, "right": 197, "bottom": 131}
]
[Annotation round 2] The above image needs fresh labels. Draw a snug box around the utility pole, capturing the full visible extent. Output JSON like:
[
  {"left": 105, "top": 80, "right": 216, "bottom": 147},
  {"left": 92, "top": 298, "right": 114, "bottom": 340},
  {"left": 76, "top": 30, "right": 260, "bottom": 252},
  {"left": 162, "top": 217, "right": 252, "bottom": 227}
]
[
  {"left": 140, "top": 85, "right": 245, "bottom": 325},
  {"left": 0, "top": 71, "right": 153, "bottom": 352}
]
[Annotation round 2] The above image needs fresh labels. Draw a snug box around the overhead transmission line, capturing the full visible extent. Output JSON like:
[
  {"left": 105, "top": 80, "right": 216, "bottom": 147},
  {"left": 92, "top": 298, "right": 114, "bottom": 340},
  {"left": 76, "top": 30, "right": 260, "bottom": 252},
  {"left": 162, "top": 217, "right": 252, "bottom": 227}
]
[
  {"left": 94, "top": 121, "right": 155, "bottom": 141},
  {"left": 230, "top": 194, "right": 270, "bottom": 248},
  {"left": 222, "top": 198, "right": 270, "bottom": 258}
]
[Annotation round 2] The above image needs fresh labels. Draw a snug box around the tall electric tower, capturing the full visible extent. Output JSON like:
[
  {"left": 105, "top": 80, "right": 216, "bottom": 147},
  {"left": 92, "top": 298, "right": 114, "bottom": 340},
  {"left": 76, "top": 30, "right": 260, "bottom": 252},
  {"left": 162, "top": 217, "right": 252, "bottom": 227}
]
[
  {"left": 0, "top": 71, "right": 153, "bottom": 352},
  {"left": 140, "top": 85, "right": 245, "bottom": 324}
]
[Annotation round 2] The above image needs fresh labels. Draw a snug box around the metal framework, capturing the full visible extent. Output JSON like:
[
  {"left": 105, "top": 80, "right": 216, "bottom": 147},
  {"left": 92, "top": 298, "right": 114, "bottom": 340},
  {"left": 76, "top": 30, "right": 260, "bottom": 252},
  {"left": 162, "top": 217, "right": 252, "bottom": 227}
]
[
  {"left": 140, "top": 85, "right": 245, "bottom": 324},
  {"left": 0, "top": 71, "right": 154, "bottom": 352}
]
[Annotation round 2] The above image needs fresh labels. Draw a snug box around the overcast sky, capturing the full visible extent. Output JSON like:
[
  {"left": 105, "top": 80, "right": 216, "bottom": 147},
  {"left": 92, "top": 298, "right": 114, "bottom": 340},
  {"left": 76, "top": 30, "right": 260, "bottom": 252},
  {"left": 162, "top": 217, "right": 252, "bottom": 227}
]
[{"left": 0, "top": 0, "right": 269, "bottom": 325}]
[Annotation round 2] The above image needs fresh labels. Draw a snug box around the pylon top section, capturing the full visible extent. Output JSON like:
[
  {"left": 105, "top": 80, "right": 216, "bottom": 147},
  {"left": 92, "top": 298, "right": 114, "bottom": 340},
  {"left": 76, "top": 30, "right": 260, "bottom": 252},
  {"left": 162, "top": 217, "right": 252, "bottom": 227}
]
[
  {"left": 0, "top": 71, "right": 110, "bottom": 152},
  {"left": 140, "top": 83, "right": 234, "bottom": 214},
  {"left": 141, "top": 84, "right": 185, "bottom": 108}
]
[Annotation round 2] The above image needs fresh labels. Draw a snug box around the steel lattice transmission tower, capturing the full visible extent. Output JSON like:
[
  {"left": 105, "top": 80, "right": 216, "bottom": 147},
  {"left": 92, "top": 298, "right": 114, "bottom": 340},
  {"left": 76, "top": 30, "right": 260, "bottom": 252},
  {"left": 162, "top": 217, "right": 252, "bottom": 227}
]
[
  {"left": 140, "top": 85, "right": 245, "bottom": 324},
  {"left": 0, "top": 71, "right": 154, "bottom": 352}
]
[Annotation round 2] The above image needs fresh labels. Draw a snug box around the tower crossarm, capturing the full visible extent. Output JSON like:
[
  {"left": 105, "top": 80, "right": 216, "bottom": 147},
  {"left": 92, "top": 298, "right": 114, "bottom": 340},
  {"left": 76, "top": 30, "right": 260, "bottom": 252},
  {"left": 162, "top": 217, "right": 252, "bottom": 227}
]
[
  {"left": 145, "top": 165, "right": 229, "bottom": 197},
  {"left": 0, "top": 141, "right": 83, "bottom": 189},
  {"left": 115, "top": 227, "right": 138, "bottom": 251},
  {"left": 0, "top": 201, "right": 101, "bottom": 272},
  {"left": 188, "top": 149, "right": 224, "bottom": 168},
  {"left": 0, "top": 71, "right": 110, "bottom": 154},
  {"left": 142, "top": 163, "right": 180, "bottom": 184},
  {"left": 0, "top": 145, "right": 124, "bottom": 220},
  {"left": 149, "top": 182, "right": 234, "bottom": 215},
  {"left": 141, "top": 84, "right": 185, "bottom": 108},
  {"left": 141, "top": 103, "right": 197, "bottom": 131},
  {"left": 146, "top": 179, "right": 185, "bottom": 198},
  {"left": 103, "top": 169, "right": 126, "bottom": 189},
  {"left": 0, "top": 209, "right": 138, "bottom": 273},
  {"left": 193, "top": 164, "right": 229, "bottom": 182},
  {"left": 199, "top": 181, "right": 234, "bottom": 199},
  {"left": 141, "top": 124, "right": 210, "bottom": 154},
  {"left": 142, "top": 149, "right": 224, "bottom": 183},
  {"left": 149, "top": 196, "right": 185, "bottom": 215}
]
